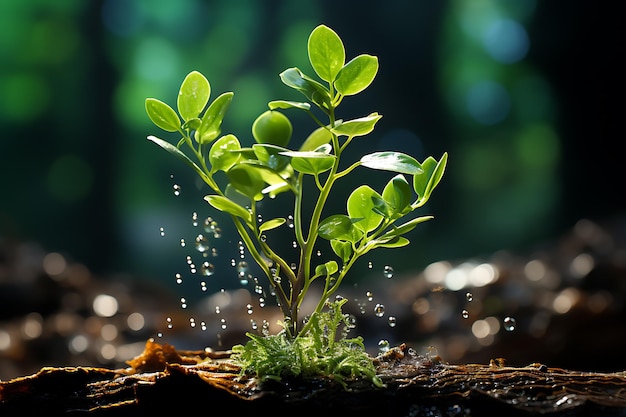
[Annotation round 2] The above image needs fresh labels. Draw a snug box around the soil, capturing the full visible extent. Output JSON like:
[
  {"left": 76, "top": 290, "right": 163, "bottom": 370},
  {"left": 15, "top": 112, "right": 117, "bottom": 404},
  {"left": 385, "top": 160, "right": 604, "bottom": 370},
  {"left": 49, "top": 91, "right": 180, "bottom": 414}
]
[{"left": 2, "top": 339, "right": 626, "bottom": 417}]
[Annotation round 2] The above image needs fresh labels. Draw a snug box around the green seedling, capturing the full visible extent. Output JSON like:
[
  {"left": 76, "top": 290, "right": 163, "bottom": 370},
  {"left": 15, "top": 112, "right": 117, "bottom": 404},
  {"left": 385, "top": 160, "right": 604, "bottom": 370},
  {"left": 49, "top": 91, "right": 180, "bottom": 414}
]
[{"left": 145, "top": 24, "right": 447, "bottom": 387}]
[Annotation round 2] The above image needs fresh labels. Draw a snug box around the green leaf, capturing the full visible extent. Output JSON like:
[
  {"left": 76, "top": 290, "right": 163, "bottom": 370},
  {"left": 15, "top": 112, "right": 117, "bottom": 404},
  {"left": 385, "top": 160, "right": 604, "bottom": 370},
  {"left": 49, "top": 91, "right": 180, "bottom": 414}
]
[
  {"left": 252, "top": 144, "right": 291, "bottom": 172},
  {"left": 382, "top": 174, "right": 412, "bottom": 214},
  {"left": 318, "top": 214, "right": 362, "bottom": 242},
  {"left": 335, "top": 54, "right": 379, "bottom": 96},
  {"left": 331, "top": 113, "right": 382, "bottom": 137},
  {"left": 204, "top": 195, "right": 251, "bottom": 224},
  {"left": 382, "top": 216, "right": 434, "bottom": 238},
  {"left": 315, "top": 260, "right": 339, "bottom": 277},
  {"left": 259, "top": 217, "right": 286, "bottom": 233},
  {"left": 177, "top": 71, "right": 210, "bottom": 122},
  {"left": 368, "top": 236, "right": 410, "bottom": 249},
  {"left": 145, "top": 98, "right": 180, "bottom": 132},
  {"left": 299, "top": 125, "right": 333, "bottom": 151},
  {"left": 196, "top": 92, "right": 234, "bottom": 144},
  {"left": 360, "top": 152, "right": 423, "bottom": 175},
  {"left": 330, "top": 240, "right": 353, "bottom": 263},
  {"left": 279, "top": 67, "right": 331, "bottom": 110},
  {"left": 414, "top": 152, "right": 448, "bottom": 202},
  {"left": 347, "top": 185, "right": 384, "bottom": 233},
  {"left": 226, "top": 164, "right": 267, "bottom": 201},
  {"left": 268, "top": 100, "right": 311, "bottom": 111},
  {"left": 147, "top": 135, "right": 207, "bottom": 181},
  {"left": 308, "top": 25, "right": 345, "bottom": 82},
  {"left": 209, "top": 134, "right": 241, "bottom": 172},
  {"left": 280, "top": 150, "right": 336, "bottom": 175}
]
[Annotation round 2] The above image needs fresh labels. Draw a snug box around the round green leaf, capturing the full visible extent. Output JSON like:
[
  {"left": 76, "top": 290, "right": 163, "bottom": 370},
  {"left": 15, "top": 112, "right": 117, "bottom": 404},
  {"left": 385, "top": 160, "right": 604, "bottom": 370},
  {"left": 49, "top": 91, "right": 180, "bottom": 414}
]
[
  {"left": 209, "top": 134, "right": 241, "bottom": 172},
  {"left": 197, "top": 91, "right": 234, "bottom": 144},
  {"left": 360, "top": 152, "right": 423, "bottom": 175},
  {"left": 145, "top": 98, "right": 180, "bottom": 132},
  {"left": 299, "top": 125, "right": 333, "bottom": 151},
  {"left": 226, "top": 164, "right": 266, "bottom": 201},
  {"left": 318, "top": 214, "right": 353, "bottom": 240},
  {"left": 382, "top": 174, "right": 412, "bottom": 214},
  {"left": 280, "top": 150, "right": 336, "bottom": 175},
  {"left": 330, "top": 240, "right": 353, "bottom": 263},
  {"left": 335, "top": 54, "right": 379, "bottom": 96},
  {"left": 315, "top": 260, "right": 339, "bottom": 277},
  {"left": 177, "top": 71, "right": 210, "bottom": 121},
  {"left": 308, "top": 24, "right": 345, "bottom": 82},
  {"left": 347, "top": 185, "right": 384, "bottom": 233}
]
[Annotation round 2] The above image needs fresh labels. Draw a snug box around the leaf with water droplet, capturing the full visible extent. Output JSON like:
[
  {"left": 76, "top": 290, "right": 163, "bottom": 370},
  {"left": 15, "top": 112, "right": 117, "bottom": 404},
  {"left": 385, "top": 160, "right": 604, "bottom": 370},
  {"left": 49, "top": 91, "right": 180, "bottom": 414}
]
[
  {"left": 145, "top": 98, "right": 180, "bottom": 132},
  {"left": 177, "top": 70, "right": 210, "bottom": 122}
]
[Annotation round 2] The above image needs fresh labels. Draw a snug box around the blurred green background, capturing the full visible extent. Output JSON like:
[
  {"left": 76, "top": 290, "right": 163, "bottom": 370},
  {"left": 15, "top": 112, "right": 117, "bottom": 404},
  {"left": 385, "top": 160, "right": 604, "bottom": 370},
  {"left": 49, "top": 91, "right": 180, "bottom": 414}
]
[{"left": 0, "top": 0, "right": 622, "bottom": 296}]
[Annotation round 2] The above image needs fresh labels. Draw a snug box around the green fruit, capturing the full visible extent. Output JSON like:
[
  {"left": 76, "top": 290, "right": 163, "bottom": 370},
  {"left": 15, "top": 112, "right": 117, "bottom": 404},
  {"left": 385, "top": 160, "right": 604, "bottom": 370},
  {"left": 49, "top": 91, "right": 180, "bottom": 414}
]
[{"left": 252, "top": 110, "right": 292, "bottom": 147}]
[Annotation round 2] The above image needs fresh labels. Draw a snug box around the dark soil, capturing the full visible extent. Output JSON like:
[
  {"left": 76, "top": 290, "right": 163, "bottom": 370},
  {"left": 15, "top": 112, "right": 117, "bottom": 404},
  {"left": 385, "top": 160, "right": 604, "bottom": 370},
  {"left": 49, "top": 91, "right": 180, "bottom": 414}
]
[{"left": 2, "top": 339, "right": 626, "bottom": 417}]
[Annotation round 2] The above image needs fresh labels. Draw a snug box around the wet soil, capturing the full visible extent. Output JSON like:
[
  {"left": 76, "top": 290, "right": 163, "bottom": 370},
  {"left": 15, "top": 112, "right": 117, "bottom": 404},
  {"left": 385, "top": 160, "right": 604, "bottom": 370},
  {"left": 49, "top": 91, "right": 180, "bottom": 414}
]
[{"left": 2, "top": 339, "right": 626, "bottom": 416}]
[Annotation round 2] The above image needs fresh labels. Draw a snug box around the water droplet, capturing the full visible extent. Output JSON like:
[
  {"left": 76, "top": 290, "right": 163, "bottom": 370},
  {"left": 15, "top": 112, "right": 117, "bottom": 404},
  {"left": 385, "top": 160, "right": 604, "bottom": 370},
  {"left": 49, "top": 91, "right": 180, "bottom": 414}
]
[
  {"left": 316, "top": 250, "right": 322, "bottom": 256},
  {"left": 172, "top": 184, "right": 181, "bottom": 196},
  {"left": 366, "top": 291, "right": 374, "bottom": 302},
  {"left": 466, "top": 292, "right": 473, "bottom": 302},
  {"left": 166, "top": 317, "right": 173, "bottom": 329},
  {"left": 180, "top": 298, "right": 187, "bottom": 309},
  {"left": 189, "top": 317, "right": 196, "bottom": 328},
  {"left": 462, "top": 309, "right": 469, "bottom": 319},
  {"left": 383, "top": 265, "right": 394, "bottom": 279},
  {"left": 200, "top": 261, "right": 215, "bottom": 276},
  {"left": 287, "top": 215, "right": 294, "bottom": 228},
  {"left": 388, "top": 316, "right": 397, "bottom": 327},
  {"left": 378, "top": 339, "right": 390, "bottom": 353},
  {"left": 246, "top": 304, "right": 253, "bottom": 314},
  {"left": 180, "top": 238, "right": 186, "bottom": 247},
  {"left": 220, "top": 318, "right": 227, "bottom": 330},
  {"left": 215, "top": 306, "right": 220, "bottom": 314},
  {"left": 236, "top": 261, "right": 248, "bottom": 276},
  {"left": 374, "top": 303, "right": 385, "bottom": 317},
  {"left": 159, "top": 227, "right": 165, "bottom": 237},
  {"left": 503, "top": 316, "right": 517, "bottom": 331},
  {"left": 195, "top": 234, "right": 210, "bottom": 253},
  {"left": 250, "top": 319, "right": 258, "bottom": 330},
  {"left": 191, "top": 212, "right": 198, "bottom": 226},
  {"left": 175, "top": 273, "right": 182, "bottom": 284}
]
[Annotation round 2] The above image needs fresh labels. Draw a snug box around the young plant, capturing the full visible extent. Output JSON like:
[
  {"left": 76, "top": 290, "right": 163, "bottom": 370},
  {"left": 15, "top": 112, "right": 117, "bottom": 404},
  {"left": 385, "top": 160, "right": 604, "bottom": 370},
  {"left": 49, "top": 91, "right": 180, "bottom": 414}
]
[{"left": 145, "top": 24, "right": 447, "bottom": 384}]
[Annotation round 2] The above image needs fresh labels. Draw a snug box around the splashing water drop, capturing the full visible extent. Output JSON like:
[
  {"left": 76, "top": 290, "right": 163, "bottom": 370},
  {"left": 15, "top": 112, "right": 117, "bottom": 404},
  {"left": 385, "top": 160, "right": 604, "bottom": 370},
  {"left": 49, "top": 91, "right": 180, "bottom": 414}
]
[
  {"left": 159, "top": 227, "right": 165, "bottom": 237},
  {"left": 374, "top": 303, "right": 385, "bottom": 317},
  {"left": 166, "top": 317, "right": 173, "bottom": 329},
  {"left": 368, "top": 261, "right": 373, "bottom": 269},
  {"left": 195, "top": 234, "right": 210, "bottom": 253},
  {"left": 462, "top": 309, "right": 469, "bottom": 319},
  {"left": 220, "top": 318, "right": 227, "bottom": 330},
  {"left": 466, "top": 292, "right": 473, "bottom": 302},
  {"left": 180, "top": 298, "right": 187, "bottom": 309},
  {"left": 189, "top": 318, "right": 196, "bottom": 328},
  {"left": 383, "top": 265, "right": 394, "bottom": 279},
  {"left": 201, "top": 261, "right": 215, "bottom": 276},
  {"left": 172, "top": 184, "right": 181, "bottom": 196},
  {"left": 503, "top": 316, "right": 517, "bottom": 331},
  {"left": 175, "top": 273, "right": 182, "bottom": 284},
  {"left": 378, "top": 339, "right": 390, "bottom": 353},
  {"left": 246, "top": 304, "right": 253, "bottom": 314},
  {"left": 287, "top": 214, "right": 294, "bottom": 228},
  {"left": 250, "top": 319, "right": 258, "bottom": 330},
  {"left": 366, "top": 291, "right": 374, "bottom": 302},
  {"left": 388, "top": 316, "right": 397, "bottom": 327},
  {"left": 180, "top": 238, "right": 186, "bottom": 247},
  {"left": 236, "top": 261, "right": 248, "bottom": 276},
  {"left": 191, "top": 212, "right": 198, "bottom": 226}
]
